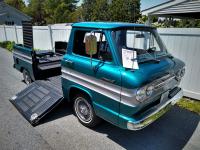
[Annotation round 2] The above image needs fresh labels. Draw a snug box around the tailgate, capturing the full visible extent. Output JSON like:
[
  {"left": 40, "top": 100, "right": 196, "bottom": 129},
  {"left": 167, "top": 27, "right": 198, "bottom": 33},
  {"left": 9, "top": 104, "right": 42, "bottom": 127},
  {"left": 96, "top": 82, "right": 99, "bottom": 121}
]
[{"left": 10, "top": 80, "right": 63, "bottom": 125}]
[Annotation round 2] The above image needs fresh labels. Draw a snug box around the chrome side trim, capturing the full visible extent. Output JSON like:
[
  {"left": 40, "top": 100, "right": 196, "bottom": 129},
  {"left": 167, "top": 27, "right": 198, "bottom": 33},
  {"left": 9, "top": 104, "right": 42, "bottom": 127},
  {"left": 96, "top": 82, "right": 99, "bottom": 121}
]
[
  {"left": 62, "top": 67, "right": 141, "bottom": 106},
  {"left": 127, "top": 89, "right": 183, "bottom": 130},
  {"left": 61, "top": 67, "right": 179, "bottom": 107},
  {"left": 61, "top": 68, "right": 122, "bottom": 103},
  {"left": 13, "top": 51, "right": 32, "bottom": 60},
  {"left": 13, "top": 52, "right": 32, "bottom": 64}
]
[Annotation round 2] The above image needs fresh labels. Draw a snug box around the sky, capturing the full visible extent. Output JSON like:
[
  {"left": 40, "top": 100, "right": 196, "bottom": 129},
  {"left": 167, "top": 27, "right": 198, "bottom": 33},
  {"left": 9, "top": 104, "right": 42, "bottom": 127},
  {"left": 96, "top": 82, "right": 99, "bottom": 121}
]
[{"left": 141, "top": 0, "right": 169, "bottom": 10}]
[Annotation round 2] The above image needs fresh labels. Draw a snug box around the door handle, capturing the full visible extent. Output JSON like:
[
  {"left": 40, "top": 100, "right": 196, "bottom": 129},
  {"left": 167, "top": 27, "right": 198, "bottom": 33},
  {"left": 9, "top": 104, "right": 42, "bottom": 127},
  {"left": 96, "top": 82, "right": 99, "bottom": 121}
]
[
  {"left": 101, "top": 77, "right": 115, "bottom": 84},
  {"left": 64, "top": 59, "right": 74, "bottom": 65}
]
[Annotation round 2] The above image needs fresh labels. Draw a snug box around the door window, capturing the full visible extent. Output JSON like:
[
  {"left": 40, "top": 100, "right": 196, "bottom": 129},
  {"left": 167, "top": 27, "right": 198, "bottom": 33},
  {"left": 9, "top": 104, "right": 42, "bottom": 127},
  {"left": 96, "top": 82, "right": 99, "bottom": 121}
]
[{"left": 73, "top": 30, "right": 112, "bottom": 62}]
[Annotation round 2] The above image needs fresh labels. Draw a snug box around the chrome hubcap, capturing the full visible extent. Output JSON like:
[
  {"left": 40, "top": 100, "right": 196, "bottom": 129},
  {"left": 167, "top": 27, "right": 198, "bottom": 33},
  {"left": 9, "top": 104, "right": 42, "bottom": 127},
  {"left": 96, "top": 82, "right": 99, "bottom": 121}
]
[{"left": 75, "top": 97, "right": 92, "bottom": 123}]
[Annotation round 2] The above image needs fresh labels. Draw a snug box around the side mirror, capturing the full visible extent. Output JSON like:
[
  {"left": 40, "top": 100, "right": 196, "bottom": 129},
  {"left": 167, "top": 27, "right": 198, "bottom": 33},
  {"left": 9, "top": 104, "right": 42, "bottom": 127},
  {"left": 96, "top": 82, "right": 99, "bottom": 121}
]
[{"left": 85, "top": 35, "right": 97, "bottom": 56}]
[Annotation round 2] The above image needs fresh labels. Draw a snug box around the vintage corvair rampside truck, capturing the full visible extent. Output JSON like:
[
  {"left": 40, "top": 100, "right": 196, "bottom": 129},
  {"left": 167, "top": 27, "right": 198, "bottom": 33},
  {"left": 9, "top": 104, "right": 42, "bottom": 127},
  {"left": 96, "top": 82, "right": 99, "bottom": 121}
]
[{"left": 11, "top": 22, "right": 185, "bottom": 130}]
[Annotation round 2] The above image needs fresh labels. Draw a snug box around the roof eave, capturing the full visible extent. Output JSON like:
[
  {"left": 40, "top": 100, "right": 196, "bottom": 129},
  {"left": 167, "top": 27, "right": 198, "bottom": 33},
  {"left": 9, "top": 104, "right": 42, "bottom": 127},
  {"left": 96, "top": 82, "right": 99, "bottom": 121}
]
[{"left": 141, "top": 0, "right": 187, "bottom": 16}]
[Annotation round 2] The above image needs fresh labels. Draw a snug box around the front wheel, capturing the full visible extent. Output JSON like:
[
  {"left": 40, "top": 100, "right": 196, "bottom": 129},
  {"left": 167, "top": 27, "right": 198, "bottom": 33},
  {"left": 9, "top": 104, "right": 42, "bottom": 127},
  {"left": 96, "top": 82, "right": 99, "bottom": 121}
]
[
  {"left": 73, "top": 94, "right": 101, "bottom": 128},
  {"left": 23, "top": 69, "right": 32, "bottom": 84}
]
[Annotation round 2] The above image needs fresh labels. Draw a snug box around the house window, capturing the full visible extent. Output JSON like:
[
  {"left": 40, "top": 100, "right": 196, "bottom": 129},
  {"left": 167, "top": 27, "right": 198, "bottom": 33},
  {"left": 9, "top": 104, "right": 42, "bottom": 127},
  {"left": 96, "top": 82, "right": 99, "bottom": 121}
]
[{"left": 5, "top": 21, "right": 14, "bottom": 25}]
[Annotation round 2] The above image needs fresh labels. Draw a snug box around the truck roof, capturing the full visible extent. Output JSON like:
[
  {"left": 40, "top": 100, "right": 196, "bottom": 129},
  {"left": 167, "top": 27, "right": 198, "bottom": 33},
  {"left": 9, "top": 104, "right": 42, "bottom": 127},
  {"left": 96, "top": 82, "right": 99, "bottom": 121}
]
[{"left": 72, "top": 22, "right": 152, "bottom": 29}]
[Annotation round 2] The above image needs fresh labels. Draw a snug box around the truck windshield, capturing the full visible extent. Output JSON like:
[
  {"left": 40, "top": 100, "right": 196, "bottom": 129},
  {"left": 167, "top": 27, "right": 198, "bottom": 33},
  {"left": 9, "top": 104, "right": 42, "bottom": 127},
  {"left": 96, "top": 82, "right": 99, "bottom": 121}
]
[{"left": 111, "top": 27, "right": 169, "bottom": 63}]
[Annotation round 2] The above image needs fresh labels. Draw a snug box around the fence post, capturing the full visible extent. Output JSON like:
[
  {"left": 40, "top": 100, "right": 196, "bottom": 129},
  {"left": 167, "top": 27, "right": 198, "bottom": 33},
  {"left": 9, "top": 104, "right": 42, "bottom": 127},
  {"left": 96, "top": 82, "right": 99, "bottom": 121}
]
[
  {"left": 48, "top": 25, "right": 54, "bottom": 52},
  {"left": 3, "top": 25, "right": 7, "bottom": 41},
  {"left": 14, "top": 25, "right": 19, "bottom": 44}
]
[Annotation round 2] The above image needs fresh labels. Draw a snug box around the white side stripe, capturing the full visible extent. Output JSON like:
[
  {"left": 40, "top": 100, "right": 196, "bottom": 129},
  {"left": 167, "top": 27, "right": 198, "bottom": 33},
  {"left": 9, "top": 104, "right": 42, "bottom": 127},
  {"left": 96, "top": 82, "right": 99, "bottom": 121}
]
[
  {"left": 13, "top": 54, "right": 32, "bottom": 64},
  {"left": 62, "top": 68, "right": 121, "bottom": 102}
]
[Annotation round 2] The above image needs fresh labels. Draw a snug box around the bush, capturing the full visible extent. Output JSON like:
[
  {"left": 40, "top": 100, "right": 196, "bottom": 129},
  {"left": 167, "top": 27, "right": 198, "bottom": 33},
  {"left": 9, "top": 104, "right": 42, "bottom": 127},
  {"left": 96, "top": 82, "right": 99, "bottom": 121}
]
[{"left": 0, "top": 41, "right": 15, "bottom": 52}]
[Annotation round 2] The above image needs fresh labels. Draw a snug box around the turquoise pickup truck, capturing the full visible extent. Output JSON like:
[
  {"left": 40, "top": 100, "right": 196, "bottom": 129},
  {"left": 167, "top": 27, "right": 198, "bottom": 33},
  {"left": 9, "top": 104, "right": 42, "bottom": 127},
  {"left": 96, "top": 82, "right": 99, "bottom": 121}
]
[{"left": 11, "top": 22, "right": 185, "bottom": 130}]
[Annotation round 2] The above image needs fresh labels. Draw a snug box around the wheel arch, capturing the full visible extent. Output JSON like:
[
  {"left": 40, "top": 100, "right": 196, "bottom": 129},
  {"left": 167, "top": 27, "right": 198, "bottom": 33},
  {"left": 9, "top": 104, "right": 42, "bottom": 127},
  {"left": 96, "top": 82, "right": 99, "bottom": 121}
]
[
  {"left": 20, "top": 67, "right": 24, "bottom": 72},
  {"left": 68, "top": 86, "right": 93, "bottom": 103}
]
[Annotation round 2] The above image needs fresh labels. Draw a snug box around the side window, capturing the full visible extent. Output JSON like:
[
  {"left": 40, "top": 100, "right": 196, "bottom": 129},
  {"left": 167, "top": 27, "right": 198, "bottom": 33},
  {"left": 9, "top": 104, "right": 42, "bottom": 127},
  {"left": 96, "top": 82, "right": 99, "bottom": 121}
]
[{"left": 73, "top": 30, "right": 112, "bottom": 62}]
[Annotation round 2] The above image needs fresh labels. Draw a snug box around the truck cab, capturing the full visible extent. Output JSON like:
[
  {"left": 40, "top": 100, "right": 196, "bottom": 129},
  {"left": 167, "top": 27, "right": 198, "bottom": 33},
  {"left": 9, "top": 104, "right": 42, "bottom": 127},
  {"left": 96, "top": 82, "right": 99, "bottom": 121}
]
[
  {"left": 61, "top": 22, "right": 185, "bottom": 130},
  {"left": 11, "top": 22, "right": 185, "bottom": 130}
]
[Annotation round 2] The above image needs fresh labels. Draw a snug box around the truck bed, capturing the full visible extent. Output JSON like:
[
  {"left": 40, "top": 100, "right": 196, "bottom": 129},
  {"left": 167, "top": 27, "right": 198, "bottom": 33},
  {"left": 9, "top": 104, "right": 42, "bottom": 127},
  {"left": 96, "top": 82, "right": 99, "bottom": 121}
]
[
  {"left": 13, "top": 45, "right": 64, "bottom": 80},
  {"left": 10, "top": 76, "right": 63, "bottom": 125}
]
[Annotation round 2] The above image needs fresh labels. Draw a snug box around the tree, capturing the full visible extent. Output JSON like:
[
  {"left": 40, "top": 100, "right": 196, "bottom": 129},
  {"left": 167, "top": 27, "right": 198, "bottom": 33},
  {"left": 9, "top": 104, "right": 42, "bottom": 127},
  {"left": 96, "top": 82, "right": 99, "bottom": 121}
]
[
  {"left": 82, "top": 0, "right": 96, "bottom": 21},
  {"left": 82, "top": 0, "right": 141, "bottom": 22},
  {"left": 70, "top": 6, "right": 84, "bottom": 22},
  {"left": 92, "top": 0, "right": 110, "bottom": 21},
  {"left": 109, "top": 0, "right": 140, "bottom": 22},
  {"left": 5, "top": 0, "right": 26, "bottom": 12},
  {"left": 25, "top": 0, "right": 46, "bottom": 25},
  {"left": 44, "top": 0, "right": 78, "bottom": 24}
]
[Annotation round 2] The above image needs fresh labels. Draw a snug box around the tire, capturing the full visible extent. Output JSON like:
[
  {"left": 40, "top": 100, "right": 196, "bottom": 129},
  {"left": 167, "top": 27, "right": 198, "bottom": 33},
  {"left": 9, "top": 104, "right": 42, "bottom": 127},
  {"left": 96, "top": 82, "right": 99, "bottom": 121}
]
[
  {"left": 23, "top": 69, "right": 32, "bottom": 84},
  {"left": 73, "top": 94, "right": 101, "bottom": 128}
]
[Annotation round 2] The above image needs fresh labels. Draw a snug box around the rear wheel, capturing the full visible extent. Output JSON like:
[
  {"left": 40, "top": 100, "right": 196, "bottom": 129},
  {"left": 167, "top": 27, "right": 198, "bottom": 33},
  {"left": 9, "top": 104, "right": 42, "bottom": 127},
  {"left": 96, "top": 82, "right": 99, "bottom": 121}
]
[
  {"left": 73, "top": 94, "right": 101, "bottom": 128},
  {"left": 23, "top": 69, "right": 32, "bottom": 84}
]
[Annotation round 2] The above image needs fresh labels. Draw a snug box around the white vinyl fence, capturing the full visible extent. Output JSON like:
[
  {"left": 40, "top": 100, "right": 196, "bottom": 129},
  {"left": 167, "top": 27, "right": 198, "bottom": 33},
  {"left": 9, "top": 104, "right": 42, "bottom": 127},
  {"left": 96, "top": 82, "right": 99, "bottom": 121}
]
[
  {"left": 0, "top": 24, "right": 71, "bottom": 50},
  {"left": 158, "top": 28, "right": 200, "bottom": 100},
  {"left": 0, "top": 25, "right": 200, "bottom": 100}
]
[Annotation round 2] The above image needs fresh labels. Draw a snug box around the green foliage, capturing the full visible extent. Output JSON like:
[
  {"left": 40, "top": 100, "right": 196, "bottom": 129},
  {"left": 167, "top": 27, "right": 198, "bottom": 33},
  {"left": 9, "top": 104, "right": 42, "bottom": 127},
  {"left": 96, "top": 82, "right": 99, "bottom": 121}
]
[
  {"left": 141, "top": 16, "right": 200, "bottom": 28},
  {"left": 176, "top": 19, "right": 200, "bottom": 28},
  {"left": 177, "top": 98, "right": 200, "bottom": 115},
  {"left": 24, "top": 0, "right": 46, "bottom": 25},
  {"left": 137, "top": 15, "right": 148, "bottom": 24},
  {"left": 44, "top": 0, "right": 78, "bottom": 24},
  {"left": 109, "top": 0, "right": 140, "bottom": 22},
  {"left": 5, "top": 0, "right": 26, "bottom": 12},
  {"left": 82, "top": 0, "right": 141, "bottom": 22},
  {"left": 0, "top": 41, "right": 15, "bottom": 52},
  {"left": 24, "top": 0, "right": 78, "bottom": 25},
  {"left": 70, "top": 6, "right": 84, "bottom": 22}
]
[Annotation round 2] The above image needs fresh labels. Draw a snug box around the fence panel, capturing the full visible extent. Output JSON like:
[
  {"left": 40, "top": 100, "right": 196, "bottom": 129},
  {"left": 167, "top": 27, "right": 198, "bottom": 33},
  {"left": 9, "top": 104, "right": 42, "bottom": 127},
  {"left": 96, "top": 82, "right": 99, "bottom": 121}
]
[
  {"left": 5, "top": 26, "right": 17, "bottom": 42},
  {"left": 16, "top": 26, "right": 23, "bottom": 44},
  {"left": 33, "top": 26, "right": 52, "bottom": 50},
  {"left": 158, "top": 28, "right": 200, "bottom": 100},
  {"left": 51, "top": 25, "right": 71, "bottom": 49},
  {"left": 0, "top": 26, "right": 6, "bottom": 41}
]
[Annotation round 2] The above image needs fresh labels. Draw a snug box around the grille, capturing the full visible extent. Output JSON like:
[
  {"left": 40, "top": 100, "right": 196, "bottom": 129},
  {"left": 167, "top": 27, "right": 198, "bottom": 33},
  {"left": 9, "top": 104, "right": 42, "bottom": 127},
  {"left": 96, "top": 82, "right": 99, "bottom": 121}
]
[{"left": 153, "top": 74, "right": 176, "bottom": 90}]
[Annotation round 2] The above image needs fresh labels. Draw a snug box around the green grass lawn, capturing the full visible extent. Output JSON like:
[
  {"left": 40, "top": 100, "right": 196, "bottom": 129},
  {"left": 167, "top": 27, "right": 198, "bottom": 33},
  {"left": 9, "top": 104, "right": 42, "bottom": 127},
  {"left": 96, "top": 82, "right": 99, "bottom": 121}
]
[{"left": 176, "top": 98, "right": 200, "bottom": 115}]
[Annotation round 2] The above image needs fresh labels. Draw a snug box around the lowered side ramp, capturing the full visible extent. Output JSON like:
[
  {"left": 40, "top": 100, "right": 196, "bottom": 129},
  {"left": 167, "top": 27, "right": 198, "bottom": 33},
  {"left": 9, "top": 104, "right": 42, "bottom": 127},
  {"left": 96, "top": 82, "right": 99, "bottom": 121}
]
[{"left": 10, "top": 76, "right": 63, "bottom": 125}]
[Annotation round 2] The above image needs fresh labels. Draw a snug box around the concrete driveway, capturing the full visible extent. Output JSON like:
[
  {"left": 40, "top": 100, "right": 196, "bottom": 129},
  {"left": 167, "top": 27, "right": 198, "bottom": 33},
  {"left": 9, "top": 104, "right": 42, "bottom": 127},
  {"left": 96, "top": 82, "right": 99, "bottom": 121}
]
[{"left": 0, "top": 47, "right": 199, "bottom": 150}]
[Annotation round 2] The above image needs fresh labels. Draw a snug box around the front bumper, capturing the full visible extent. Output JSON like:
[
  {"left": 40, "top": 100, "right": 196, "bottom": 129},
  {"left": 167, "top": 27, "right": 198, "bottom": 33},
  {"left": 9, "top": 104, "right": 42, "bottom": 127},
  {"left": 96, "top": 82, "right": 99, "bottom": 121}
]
[{"left": 127, "top": 88, "right": 183, "bottom": 130}]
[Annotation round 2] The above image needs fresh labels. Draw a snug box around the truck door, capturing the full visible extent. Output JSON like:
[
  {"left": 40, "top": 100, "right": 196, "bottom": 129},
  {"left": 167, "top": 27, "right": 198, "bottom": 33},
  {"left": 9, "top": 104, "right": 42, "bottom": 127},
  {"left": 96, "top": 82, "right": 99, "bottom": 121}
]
[{"left": 62, "top": 29, "right": 121, "bottom": 124}]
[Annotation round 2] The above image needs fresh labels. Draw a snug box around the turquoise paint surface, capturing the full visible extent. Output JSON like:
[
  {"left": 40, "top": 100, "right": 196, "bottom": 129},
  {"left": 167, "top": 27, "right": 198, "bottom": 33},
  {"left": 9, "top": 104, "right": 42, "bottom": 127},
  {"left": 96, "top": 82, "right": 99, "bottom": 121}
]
[
  {"left": 62, "top": 22, "right": 185, "bottom": 129},
  {"left": 72, "top": 22, "right": 151, "bottom": 29}
]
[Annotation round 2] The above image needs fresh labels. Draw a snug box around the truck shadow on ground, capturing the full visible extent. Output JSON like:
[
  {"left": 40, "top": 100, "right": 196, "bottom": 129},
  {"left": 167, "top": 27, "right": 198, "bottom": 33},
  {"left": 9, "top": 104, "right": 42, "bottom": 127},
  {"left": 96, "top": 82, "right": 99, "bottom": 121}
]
[
  {"left": 40, "top": 102, "right": 199, "bottom": 150},
  {"left": 95, "top": 106, "right": 200, "bottom": 150}
]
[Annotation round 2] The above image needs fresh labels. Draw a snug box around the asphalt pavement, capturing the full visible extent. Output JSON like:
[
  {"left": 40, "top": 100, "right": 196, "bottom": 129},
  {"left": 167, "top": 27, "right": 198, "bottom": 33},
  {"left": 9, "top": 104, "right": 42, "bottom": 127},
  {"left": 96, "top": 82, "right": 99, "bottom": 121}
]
[{"left": 0, "top": 47, "right": 200, "bottom": 150}]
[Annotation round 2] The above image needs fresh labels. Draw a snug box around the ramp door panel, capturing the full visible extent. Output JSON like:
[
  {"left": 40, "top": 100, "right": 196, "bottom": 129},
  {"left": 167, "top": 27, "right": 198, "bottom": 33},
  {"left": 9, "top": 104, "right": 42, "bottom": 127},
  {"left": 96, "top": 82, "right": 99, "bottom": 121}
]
[{"left": 10, "top": 80, "right": 63, "bottom": 125}]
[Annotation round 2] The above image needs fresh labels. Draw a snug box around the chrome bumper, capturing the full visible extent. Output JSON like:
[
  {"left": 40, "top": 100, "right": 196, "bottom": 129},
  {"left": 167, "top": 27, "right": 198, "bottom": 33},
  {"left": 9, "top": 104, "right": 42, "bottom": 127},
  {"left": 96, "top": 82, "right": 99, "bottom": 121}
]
[{"left": 127, "top": 89, "right": 183, "bottom": 130}]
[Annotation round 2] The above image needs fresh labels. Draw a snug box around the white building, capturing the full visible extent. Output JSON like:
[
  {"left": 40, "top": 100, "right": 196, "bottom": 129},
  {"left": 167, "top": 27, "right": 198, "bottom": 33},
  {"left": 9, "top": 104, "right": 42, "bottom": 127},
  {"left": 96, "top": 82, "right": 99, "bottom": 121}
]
[
  {"left": 0, "top": 0, "right": 31, "bottom": 25},
  {"left": 142, "top": 0, "right": 200, "bottom": 23}
]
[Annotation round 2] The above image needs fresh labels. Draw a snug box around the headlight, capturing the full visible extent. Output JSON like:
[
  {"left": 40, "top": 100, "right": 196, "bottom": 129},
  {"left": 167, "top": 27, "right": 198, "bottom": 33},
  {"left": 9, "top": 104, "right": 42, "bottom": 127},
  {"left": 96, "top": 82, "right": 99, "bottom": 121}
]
[
  {"left": 146, "top": 85, "right": 154, "bottom": 96},
  {"left": 180, "top": 68, "right": 185, "bottom": 77},
  {"left": 136, "top": 85, "right": 154, "bottom": 102},
  {"left": 176, "top": 68, "right": 185, "bottom": 80},
  {"left": 136, "top": 87, "right": 146, "bottom": 102}
]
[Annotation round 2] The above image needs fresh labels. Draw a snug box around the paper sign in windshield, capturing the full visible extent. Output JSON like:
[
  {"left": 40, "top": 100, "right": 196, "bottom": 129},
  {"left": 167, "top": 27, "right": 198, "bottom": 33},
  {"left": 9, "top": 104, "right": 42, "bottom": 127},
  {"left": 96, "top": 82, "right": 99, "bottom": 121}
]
[{"left": 122, "top": 48, "right": 139, "bottom": 69}]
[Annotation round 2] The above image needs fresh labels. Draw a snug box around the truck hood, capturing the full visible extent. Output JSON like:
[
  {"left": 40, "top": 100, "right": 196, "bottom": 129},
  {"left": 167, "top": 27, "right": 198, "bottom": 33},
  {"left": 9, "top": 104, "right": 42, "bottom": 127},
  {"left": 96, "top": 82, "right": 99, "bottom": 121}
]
[{"left": 122, "top": 57, "right": 185, "bottom": 88}]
